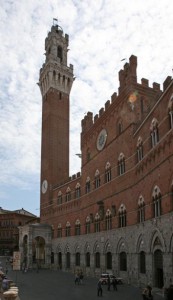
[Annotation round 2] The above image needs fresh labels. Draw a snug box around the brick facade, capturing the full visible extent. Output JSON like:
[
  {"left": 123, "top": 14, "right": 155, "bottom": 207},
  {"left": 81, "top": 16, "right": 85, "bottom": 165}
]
[{"left": 38, "top": 25, "right": 173, "bottom": 288}]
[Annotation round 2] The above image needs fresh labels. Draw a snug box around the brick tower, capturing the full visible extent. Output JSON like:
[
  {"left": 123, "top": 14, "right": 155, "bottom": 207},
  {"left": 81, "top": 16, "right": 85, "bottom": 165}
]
[{"left": 39, "top": 24, "right": 74, "bottom": 217}]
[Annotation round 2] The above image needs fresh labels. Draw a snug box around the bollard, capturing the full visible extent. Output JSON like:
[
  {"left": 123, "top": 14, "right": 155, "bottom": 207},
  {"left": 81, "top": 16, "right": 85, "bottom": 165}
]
[{"left": 3, "top": 290, "right": 18, "bottom": 300}]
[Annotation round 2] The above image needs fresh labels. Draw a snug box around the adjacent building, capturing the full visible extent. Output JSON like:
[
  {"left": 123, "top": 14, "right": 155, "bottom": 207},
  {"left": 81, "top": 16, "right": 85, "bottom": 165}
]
[
  {"left": 0, "top": 207, "right": 38, "bottom": 255},
  {"left": 19, "top": 24, "right": 173, "bottom": 288}
]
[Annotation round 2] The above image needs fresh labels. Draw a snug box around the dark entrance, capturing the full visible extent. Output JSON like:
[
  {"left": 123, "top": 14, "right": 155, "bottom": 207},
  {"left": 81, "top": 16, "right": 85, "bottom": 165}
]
[
  {"left": 106, "top": 252, "right": 112, "bottom": 270},
  {"left": 58, "top": 252, "right": 62, "bottom": 269},
  {"left": 154, "top": 249, "right": 163, "bottom": 288},
  {"left": 66, "top": 252, "right": 70, "bottom": 269}
]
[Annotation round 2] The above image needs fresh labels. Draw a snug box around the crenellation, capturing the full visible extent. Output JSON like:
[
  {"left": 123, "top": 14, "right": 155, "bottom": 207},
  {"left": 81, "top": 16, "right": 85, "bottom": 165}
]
[
  {"left": 111, "top": 92, "right": 117, "bottom": 103},
  {"left": 94, "top": 114, "right": 99, "bottom": 123},
  {"left": 99, "top": 107, "right": 104, "bottom": 117},
  {"left": 81, "top": 112, "right": 93, "bottom": 133},
  {"left": 163, "top": 76, "right": 172, "bottom": 91},
  {"left": 141, "top": 78, "right": 149, "bottom": 87},
  {"left": 118, "top": 56, "right": 137, "bottom": 94},
  {"left": 105, "top": 100, "right": 110, "bottom": 110},
  {"left": 152, "top": 82, "right": 161, "bottom": 91}
]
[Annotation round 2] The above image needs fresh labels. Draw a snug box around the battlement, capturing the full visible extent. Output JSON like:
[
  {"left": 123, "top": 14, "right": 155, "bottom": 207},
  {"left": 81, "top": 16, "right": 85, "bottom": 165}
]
[
  {"left": 81, "top": 55, "right": 164, "bottom": 134},
  {"left": 118, "top": 55, "right": 137, "bottom": 94},
  {"left": 45, "top": 25, "right": 69, "bottom": 47},
  {"left": 53, "top": 172, "right": 81, "bottom": 190},
  {"left": 81, "top": 112, "right": 93, "bottom": 132}
]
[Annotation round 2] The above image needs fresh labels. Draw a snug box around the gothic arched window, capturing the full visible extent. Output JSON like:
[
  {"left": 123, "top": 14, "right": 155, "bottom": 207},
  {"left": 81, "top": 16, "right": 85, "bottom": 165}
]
[
  {"left": 105, "top": 209, "right": 112, "bottom": 230},
  {"left": 94, "top": 170, "right": 100, "bottom": 188},
  {"left": 94, "top": 213, "right": 100, "bottom": 233},
  {"left": 118, "top": 204, "right": 126, "bottom": 227},
  {"left": 168, "top": 93, "right": 173, "bottom": 129},
  {"left": 65, "top": 221, "right": 71, "bottom": 237},
  {"left": 152, "top": 186, "right": 162, "bottom": 218},
  {"left": 75, "top": 219, "right": 81, "bottom": 236},
  {"left": 137, "top": 136, "right": 143, "bottom": 162},
  {"left": 75, "top": 183, "right": 81, "bottom": 199},
  {"left": 105, "top": 162, "right": 111, "bottom": 183},
  {"left": 57, "top": 45, "right": 63, "bottom": 61},
  {"left": 150, "top": 118, "right": 159, "bottom": 147},
  {"left": 85, "top": 177, "right": 91, "bottom": 193},
  {"left": 138, "top": 195, "right": 145, "bottom": 223},
  {"left": 66, "top": 187, "right": 71, "bottom": 202},
  {"left": 57, "top": 224, "right": 62, "bottom": 238},
  {"left": 57, "top": 191, "right": 62, "bottom": 205},
  {"left": 85, "top": 216, "right": 91, "bottom": 234},
  {"left": 118, "top": 153, "right": 125, "bottom": 175}
]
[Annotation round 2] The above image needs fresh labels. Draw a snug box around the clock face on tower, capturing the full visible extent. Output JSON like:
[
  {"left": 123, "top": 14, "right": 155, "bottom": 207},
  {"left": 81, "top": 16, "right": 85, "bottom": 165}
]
[
  {"left": 41, "top": 180, "right": 48, "bottom": 194},
  {"left": 96, "top": 129, "right": 107, "bottom": 151}
]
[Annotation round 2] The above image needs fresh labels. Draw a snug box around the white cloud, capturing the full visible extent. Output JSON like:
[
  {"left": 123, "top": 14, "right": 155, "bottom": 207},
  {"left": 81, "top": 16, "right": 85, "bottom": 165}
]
[{"left": 0, "top": 0, "right": 172, "bottom": 213}]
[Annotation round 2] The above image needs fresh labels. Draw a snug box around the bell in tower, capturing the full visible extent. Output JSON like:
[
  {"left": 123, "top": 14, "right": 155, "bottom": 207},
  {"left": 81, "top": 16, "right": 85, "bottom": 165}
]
[{"left": 39, "top": 22, "right": 74, "bottom": 216}]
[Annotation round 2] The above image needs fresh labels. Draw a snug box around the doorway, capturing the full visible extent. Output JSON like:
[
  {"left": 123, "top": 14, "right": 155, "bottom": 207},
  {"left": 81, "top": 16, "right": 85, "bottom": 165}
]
[{"left": 154, "top": 250, "right": 163, "bottom": 288}]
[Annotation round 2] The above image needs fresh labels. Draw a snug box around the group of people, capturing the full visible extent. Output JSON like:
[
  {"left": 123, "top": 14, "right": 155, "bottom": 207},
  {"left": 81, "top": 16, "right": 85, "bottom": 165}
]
[
  {"left": 97, "top": 276, "right": 118, "bottom": 296},
  {"left": 142, "top": 283, "right": 173, "bottom": 300}
]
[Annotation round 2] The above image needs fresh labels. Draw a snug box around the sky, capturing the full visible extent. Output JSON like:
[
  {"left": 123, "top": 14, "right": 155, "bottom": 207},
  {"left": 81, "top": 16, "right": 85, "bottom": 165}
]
[{"left": 0, "top": 0, "right": 172, "bottom": 216}]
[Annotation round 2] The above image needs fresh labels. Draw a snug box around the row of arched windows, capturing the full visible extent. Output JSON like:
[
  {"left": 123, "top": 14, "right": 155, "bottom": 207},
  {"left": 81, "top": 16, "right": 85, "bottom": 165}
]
[
  {"left": 55, "top": 184, "right": 172, "bottom": 238},
  {"left": 57, "top": 250, "right": 146, "bottom": 273},
  {"left": 56, "top": 102, "right": 173, "bottom": 204}
]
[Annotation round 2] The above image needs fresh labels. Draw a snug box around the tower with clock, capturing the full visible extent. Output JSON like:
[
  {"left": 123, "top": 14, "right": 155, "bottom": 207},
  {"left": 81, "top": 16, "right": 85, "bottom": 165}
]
[{"left": 39, "top": 24, "right": 74, "bottom": 215}]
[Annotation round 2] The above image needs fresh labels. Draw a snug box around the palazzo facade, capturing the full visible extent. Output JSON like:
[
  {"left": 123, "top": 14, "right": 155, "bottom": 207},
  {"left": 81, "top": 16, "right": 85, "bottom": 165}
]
[{"left": 19, "top": 24, "right": 173, "bottom": 288}]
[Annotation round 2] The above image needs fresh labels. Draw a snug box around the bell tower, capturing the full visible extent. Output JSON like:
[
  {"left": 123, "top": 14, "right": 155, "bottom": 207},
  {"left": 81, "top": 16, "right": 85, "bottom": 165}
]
[{"left": 39, "top": 24, "right": 74, "bottom": 216}]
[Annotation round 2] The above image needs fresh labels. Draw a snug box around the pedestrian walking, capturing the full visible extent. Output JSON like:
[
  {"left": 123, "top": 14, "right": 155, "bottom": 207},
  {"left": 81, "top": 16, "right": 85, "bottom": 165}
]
[
  {"left": 97, "top": 279, "right": 103, "bottom": 296},
  {"left": 79, "top": 271, "right": 83, "bottom": 284},
  {"left": 112, "top": 277, "right": 118, "bottom": 291},
  {"left": 74, "top": 272, "right": 79, "bottom": 285},
  {"left": 107, "top": 275, "right": 111, "bottom": 291}
]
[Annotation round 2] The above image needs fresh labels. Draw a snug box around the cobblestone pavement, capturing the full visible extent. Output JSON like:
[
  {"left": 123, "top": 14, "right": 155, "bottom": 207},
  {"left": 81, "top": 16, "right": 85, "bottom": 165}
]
[{"left": 4, "top": 267, "right": 163, "bottom": 300}]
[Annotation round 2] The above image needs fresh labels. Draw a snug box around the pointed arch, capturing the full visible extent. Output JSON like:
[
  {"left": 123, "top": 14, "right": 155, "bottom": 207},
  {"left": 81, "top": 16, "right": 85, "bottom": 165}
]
[{"left": 149, "top": 229, "right": 166, "bottom": 253}]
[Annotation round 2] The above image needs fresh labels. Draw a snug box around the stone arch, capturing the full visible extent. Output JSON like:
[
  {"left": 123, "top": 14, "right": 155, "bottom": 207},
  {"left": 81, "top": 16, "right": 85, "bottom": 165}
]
[
  {"left": 118, "top": 203, "right": 126, "bottom": 213},
  {"left": 116, "top": 237, "right": 128, "bottom": 254},
  {"left": 152, "top": 185, "right": 161, "bottom": 198},
  {"left": 32, "top": 236, "right": 46, "bottom": 264},
  {"left": 95, "top": 169, "right": 100, "bottom": 177},
  {"left": 136, "top": 234, "right": 146, "bottom": 253},
  {"left": 105, "top": 209, "right": 112, "bottom": 217},
  {"left": 137, "top": 136, "right": 143, "bottom": 147},
  {"left": 56, "top": 244, "right": 62, "bottom": 253},
  {"left": 149, "top": 229, "right": 166, "bottom": 253},
  {"left": 86, "top": 176, "right": 90, "bottom": 183},
  {"left": 105, "top": 161, "right": 111, "bottom": 170},
  {"left": 150, "top": 117, "right": 159, "bottom": 131},
  {"left": 74, "top": 243, "right": 81, "bottom": 253},
  {"left": 103, "top": 240, "right": 113, "bottom": 254},
  {"left": 169, "top": 233, "right": 173, "bottom": 252},
  {"left": 84, "top": 242, "right": 91, "bottom": 254},
  {"left": 118, "top": 152, "right": 125, "bottom": 161},
  {"left": 138, "top": 195, "right": 145, "bottom": 206},
  {"left": 93, "top": 241, "right": 100, "bottom": 253},
  {"left": 64, "top": 243, "right": 71, "bottom": 254},
  {"left": 64, "top": 244, "right": 71, "bottom": 269},
  {"left": 75, "top": 182, "right": 80, "bottom": 188}
]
